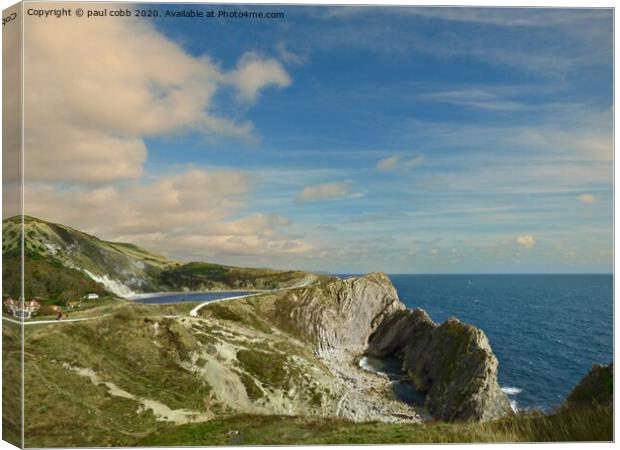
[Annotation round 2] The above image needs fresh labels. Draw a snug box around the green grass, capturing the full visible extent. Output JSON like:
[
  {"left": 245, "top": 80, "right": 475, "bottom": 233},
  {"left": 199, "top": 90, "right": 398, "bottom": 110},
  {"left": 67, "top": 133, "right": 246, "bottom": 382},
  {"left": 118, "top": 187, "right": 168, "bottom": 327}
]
[
  {"left": 233, "top": 370, "right": 264, "bottom": 401},
  {"left": 2, "top": 321, "right": 23, "bottom": 448},
  {"left": 237, "top": 349, "right": 290, "bottom": 389},
  {"left": 203, "top": 299, "right": 274, "bottom": 334},
  {"left": 3, "top": 254, "right": 108, "bottom": 303},
  {"left": 136, "top": 404, "right": 612, "bottom": 446},
  {"left": 159, "top": 262, "right": 336, "bottom": 291},
  {"left": 19, "top": 306, "right": 219, "bottom": 447},
  {"left": 3, "top": 216, "right": 170, "bottom": 297}
]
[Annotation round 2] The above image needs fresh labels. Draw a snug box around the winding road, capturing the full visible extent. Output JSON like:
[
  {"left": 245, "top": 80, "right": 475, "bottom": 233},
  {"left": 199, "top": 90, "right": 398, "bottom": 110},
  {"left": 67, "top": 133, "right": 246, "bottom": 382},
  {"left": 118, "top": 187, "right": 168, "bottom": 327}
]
[
  {"left": 3, "top": 291, "right": 262, "bottom": 326},
  {"left": 189, "top": 293, "right": 259, "bottom": 317}
]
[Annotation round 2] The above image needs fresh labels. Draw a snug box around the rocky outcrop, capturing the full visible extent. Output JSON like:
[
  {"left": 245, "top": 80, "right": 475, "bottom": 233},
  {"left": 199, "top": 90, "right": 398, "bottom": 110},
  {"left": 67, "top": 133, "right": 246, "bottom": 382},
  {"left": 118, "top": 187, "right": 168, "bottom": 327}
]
[
  {"left": 565, "top": 363, "right": 613, "bottom": 409},
  {"left": 272, "top": 272, "right": 512, "bottom": 422},
  {"left": 272, "top": 272, "right": 405, "bottom": 354},
  {"left": 366, "top": 308, "right": 437, "bottom": 356},
  {"left": 369, "top": 309, "right": 512, "bottom": 421}
]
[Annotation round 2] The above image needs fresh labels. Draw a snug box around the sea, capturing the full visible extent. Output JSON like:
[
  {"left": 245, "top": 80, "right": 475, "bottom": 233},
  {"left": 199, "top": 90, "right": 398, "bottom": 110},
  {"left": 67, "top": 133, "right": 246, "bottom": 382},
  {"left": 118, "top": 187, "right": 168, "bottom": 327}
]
[{"left": 384, "top": 274, "right": 613, "bottom": 412}]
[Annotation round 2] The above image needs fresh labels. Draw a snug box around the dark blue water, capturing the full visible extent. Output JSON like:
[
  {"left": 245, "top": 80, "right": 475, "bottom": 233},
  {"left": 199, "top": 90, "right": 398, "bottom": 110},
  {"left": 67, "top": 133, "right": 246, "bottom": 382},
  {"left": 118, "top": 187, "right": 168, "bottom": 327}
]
[
  {"left": 134, "top": 291, "right": 256, "bottom": 305},
  {"left": 386, "top": 274, "right": 613, "bottom": 412},
  {"left": 360, "top": 355, "right": 426, "bottom": 407}
]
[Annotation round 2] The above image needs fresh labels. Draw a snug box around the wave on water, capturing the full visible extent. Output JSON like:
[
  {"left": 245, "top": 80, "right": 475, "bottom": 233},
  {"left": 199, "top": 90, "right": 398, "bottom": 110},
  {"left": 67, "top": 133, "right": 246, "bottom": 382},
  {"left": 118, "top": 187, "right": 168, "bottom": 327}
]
[
  {"left": 358, "top": 356, "right": 372, "bottom": 371},
  {"left": 509, "top": 399, "right": 519, "bottom": 413},
  {"left": 502, "top": 386, "right": 522, "bottom": 412},
  {"left": 501, "top": 386, "right": 523, "bottom": 395},
  {"left": 358, "top": 356, "right": 390, "bottom": 377}
]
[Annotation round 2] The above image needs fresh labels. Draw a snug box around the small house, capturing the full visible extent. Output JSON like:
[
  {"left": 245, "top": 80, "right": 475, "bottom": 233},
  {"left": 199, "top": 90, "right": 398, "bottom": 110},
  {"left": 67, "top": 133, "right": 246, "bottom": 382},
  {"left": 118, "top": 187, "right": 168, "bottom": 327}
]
[
  {"left": 3, "top": 297, "right": 17, "bottom": 314},
  {"left": 4, "top": 298, "right": 41, "bottom": 319},
  {"left": 24, "top": 300, "right": 41, "bottom": 315},
  {"left": 66, "top": 300, "right": 81, "bottom": 309},
  {"left": 85, "top": 293, "right": 99, "bottom": 300}
]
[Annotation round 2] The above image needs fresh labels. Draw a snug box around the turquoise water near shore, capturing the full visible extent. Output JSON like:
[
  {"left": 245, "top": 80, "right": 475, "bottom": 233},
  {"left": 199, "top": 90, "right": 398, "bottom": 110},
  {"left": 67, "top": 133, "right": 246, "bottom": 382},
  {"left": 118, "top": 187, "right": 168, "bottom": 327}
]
[{"left": 386, "top": 274, "right": 613, "bottom": 412}]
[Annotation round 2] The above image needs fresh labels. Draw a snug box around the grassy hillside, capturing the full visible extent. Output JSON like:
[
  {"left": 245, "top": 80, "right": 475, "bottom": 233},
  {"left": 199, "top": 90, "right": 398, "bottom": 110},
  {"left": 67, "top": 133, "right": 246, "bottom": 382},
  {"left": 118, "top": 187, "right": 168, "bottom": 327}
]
[
  {"left": 145, "top": 361, "right": 613, "bottom": 445},
  {"left": 2, "top": 216, "right": 336, "bottom": 301},
  {"left": 2, "top": 217, "right": 172, "bottom": 272},
  {"left": 159, "top": 262, "right": 334, "bottom": 291},
  {"left": 3, "top": 254, "right": 108, "bottom": 303},
  {"left": 3, "top": 216, "right": 174, "bottom": 297},
  {"left": 15, "top": 297, "right": 342, "bottom": 447},
  {"left": 137, "top": 405, "right": 612, "bottom": 445},
  {"left": 10, "top": 295, "right": 612, "bottom": 447},
  {"left": 2, "top": 321, "right": 22, "bottom": 447}
]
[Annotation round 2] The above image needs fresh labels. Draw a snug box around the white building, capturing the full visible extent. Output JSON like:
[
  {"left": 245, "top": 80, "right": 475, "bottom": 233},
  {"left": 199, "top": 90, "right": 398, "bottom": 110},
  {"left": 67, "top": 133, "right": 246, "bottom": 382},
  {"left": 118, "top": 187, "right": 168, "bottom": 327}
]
[
  {"left": 85, "top": 293, "right": 99, "bottom": 300},
  {"left": 4, "top": 298, "right": 41, "bottom": 319}
]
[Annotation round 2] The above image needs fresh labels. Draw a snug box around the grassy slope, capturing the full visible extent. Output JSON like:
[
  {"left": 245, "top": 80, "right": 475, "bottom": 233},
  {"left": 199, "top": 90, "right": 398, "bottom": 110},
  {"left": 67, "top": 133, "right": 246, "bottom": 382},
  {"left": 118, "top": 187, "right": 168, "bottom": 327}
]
[
  {"left": 138, "top": 405, "right": 612, "bottom": 446},
  {"left": 3, "top": 216, "right": 171, "bottom": 271},
  {"left": 19, "top": 302, "right": 212, "bottom": 447},
  {"left": 11, "top": 293, "right": 613, "bottom": 447},
  {"left": 159, "top": 262, "right": 335, "bottom": 291},
  {"left": 3, "top": 215, "right": 173, "bottom": 298},
  {"left": 3, "top": 252, "right": 109, "bottom": 303},
  {"left": 17, "top": 297, "right": 336, "bottom": 447},
  {"left": 2, "top": 216, "right": 335, "bottom": 301},
  {"left": 2, "top": 321, "right": 22, "bottom": 447}
]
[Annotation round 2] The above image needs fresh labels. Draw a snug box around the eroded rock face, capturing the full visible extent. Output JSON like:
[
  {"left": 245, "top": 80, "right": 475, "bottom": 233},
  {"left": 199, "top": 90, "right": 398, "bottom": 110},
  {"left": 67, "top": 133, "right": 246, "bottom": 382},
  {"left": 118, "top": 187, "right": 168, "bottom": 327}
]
[
  {"left": 369, "top": 311, "right": 512, "bottom": 421},
  {"left": 272, "top": 272, "right": 405, "bottom": 354},
  {"left": 273, "top": 272, "right": 512, "bottom": 422}
]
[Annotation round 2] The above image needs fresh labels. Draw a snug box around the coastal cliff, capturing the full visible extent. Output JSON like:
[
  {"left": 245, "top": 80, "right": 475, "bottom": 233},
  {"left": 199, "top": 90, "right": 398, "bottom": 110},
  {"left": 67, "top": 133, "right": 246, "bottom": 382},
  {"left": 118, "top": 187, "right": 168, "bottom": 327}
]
[
  {"left": 272, "top": 272, "right": 405, "bottom": 354},
  {"left": 269, "top": 272, "right": 512, "bottom": 422},
  {"left": 369, "top": 310, "right": 512, "bottom": 421},
  {"left": 13, "top": 272, "right": 610, "bottom": 446},
  {"left": 565, "top": 363, "right": 613, "bottom": 409}
]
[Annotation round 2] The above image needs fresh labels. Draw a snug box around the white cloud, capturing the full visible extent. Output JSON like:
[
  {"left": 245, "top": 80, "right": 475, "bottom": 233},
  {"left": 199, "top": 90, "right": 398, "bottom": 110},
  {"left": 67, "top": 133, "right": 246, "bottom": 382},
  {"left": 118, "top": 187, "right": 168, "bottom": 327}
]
[
  {"left": 399, "top": 8, "right": 609, "bottom": 28},
  {"left": 577, "top": 194, "right": 599, "bottom": 204},
  {"left": 404, "top": 155, "right": 424, "bottom": 169},
  {"left": 420, "top": 89, "right": 527, "bottom": 111},
  {"left": 315, "top": 8, "right": 610, "bottom": 79},
  {"left": 516, "top": 235, "right": 536, "bottom": 249},
  {"left": 377, "top": 155, "right": 424, "bottom": 172},
  {"left": 231, "top": 52, "right": 292, "bottom": 102},
  {"left": 321, "top": 7, "right": 609, "bottom": 30},
  {"left": 377, "top": 156, "right": 400, "bottom": 171},
  {"left": 276, "top": 41, "right": 308, "bottom": 66},
  {"left": 24, "top": 169, "right": 311, "bottom": 260},
  {"left": 295, "top": 181, "right": 353, "bottom": 203},
  {"left": 400, "top": 112, "right": 612, "bottom": 197},
  {"left": 23, "top": 13, "right": 290, "bottom": 183}
]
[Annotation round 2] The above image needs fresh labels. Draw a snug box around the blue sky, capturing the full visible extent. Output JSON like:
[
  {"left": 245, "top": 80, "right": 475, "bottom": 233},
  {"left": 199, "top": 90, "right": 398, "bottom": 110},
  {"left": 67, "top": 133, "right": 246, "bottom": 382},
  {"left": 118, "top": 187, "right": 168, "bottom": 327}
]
[{"left": 23, "top": 5, "right": 613, "bottom": 273}]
